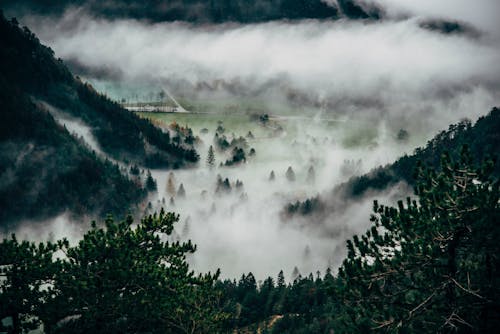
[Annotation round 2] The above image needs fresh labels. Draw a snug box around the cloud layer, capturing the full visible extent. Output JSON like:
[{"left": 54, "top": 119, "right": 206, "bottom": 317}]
[{"left": 19, "top": 9, "right": 500, "bottom": 136}]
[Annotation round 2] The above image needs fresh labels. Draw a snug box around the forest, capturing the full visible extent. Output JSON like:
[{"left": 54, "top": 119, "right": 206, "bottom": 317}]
[
  {"left": 1, "top": 2, "right": 500, "bottom": 333},
  {"left": 1, "top": 146, "right": 498, "bottom": 333},
  {"left": 1, "top": 0, "right": 382, "bottom": 23},
  {"left": 0, "top": 12, "right": 198, "bottom": 227}
]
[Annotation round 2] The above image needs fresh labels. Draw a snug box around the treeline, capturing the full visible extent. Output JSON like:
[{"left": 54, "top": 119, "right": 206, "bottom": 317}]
[
  {"left": 2, "top": 150, "right": 498, "bottom": 333},
  {"left": 3, "top": 0, "right": 383, "bottom": 23},
  {"left": 285, "top": 107, "right": 500, "bottom": 218},
  {"left": 0, "top": 12, "right": 198, "bottom": 168},
  {"left": 225, "top": 150, "right": 500, "bottom": 333},
  {"left": 340, "top": 107, "right": 500, "bottom": 198}
]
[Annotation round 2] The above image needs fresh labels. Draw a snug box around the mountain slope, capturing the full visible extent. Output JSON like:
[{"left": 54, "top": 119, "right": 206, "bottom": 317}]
[
  {"left": 0, "top": 13, "right": 197, "bottom": 227},
  {"left": 0, "top": 12, "right": 198, "bottom": 168},
  {"left": 2, "top": 0, "right": 382, "bottom": 23},
  {"left": 285, "top": 107, "right": 500, "bottom": 218}
]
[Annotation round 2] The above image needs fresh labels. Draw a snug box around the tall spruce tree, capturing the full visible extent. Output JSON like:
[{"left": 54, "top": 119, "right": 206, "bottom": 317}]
[
  {"left": 338, "top": 147, "right": 500, "bottom": 332},
  {"left": 207, "top": 145, "right": 216, "bottom": 168}
]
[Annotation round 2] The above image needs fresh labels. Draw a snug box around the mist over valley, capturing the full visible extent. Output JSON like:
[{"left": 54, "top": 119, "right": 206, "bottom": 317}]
[{"left": 1, "top": 1, "right": 499, "bottom": 333}]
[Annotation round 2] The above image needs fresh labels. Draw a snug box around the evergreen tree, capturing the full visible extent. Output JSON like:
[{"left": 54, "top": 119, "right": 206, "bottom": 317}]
[
  {"left": 0, "top": 236, "right": 58, "bottom": 333},
  {"left": 277, "top": 270, "right": 286, "bottom": 288},
  {"left": 145, "top": 170, "right": 157, "bottom": 192},
  {"left": 207, "top": 145, "right": 216, "bottom": 168},
  {"left": 44, "top": 210, "right": 225, "bottom": 333},
  {"left": 177, "top": 183, "right": 186, "bottom": 198},
  {"left": 166, "top": 171, "right": 176, "bottom": 197},
  {"left": 338, "top": 148, "right": 500, "bottom": 332},
  {"left": 286, "top": 166, "right": 296, "bottom": 182},
  {"left": 269, "top": 170, "right": 276, "bottom": 181}
]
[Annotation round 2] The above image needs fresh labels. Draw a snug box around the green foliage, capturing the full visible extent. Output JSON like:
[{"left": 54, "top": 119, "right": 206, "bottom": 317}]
[
  {"left": 287, "top": 107, "right": 500, "bottom": 218},
  {"left": 223, "top": 150, "right": 499, "bottom": 333},
  {"left": 0, "top": 76, "right": 145, "bottom": 225},
  {"left": 0, "top": 12, "right": 199, "bottom": 169},
  {"left": 224, "top": 147, "right": 246, "bottom": 166},
  {"left": 341, "top": 109, "right": 500, "bottom": 198},
  {"left": 0, "top": 210, "right": 226, "bottom": 333},
  {"left": 0, "top": 12, "right": 201, "bottom": 225},
  {"left": 338, "top": 148, "right": 500, "bottom": 332},
  {"left": 207, "top": 145, "right": 216, "bottom": 168},
  {"left": 0, "top": 236, "right": 58, "bottom": 333},
  {"left": 145, "top": 170, "right": 157, "bottom": 192},
  {"left": 284, "top": 196, "right": 325, "bottom": 218}
]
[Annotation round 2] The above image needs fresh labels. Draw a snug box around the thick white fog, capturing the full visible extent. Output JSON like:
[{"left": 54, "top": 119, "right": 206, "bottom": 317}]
[
  {"left": 20, "top": 7, "right": 500, "bottom": 135},
  {"left": 9, "top": 3, "right": 500, "bottom": 280},
  {"left": 145, "top": 116, "right": 415, "bottom": 279}
]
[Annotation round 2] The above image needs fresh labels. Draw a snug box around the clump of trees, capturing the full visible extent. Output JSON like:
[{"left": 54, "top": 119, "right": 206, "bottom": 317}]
[
  {"left": 220, "top": 151, "right": 499, "bottom": 333},
  {"left": 0, "top": 210, "right": 227, "bottom": 333},
  {"left": 284, "top": 195, "right": 325, "bottom": 218},
  {"left": 337, "top": 148, "right": 500, "bottom": 332},
  {"left": 1, "top": 151, "right": 498, "bottom": 333},
  {"left": 224, "top": 147, "right": 246, "bottom": 166}
]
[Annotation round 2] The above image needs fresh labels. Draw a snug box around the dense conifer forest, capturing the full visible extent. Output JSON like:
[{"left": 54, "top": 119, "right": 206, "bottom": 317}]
[
  {"left": 1, "top": 0, "right": 382, "bottom": 23},
  {"left": 1, "top": 2, "right": 499, "bottom": 333},
  {"left": 0, "top": 12, "right": 198, "bottom": 227}
]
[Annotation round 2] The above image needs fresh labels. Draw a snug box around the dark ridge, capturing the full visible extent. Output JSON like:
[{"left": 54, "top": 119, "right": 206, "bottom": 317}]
[
  {"left": 0, "top": 11, "right": 199, "bottom": 168},
  {"left": 284, "top": 107, "right": 500, "bottom": 218},
  {"left": 2, "top": 0, "right": 384, "bottom": 23},
  {"left": 337, "top": 0, "right": 383, "bottom": 20},
  {"left": 419, "top": 18, "right": 482, "bottom": 38},
  {"left": 0, "top": 11, "right": 198, "bottom": 226},
  {"left": 340, "top": 107, "right": 500, "bottom": 199}
]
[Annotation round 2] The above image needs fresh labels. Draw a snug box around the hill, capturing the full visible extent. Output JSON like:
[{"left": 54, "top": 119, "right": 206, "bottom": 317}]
[
  {"left": 0, "top": 12, "right": 197, "bottom": 227},
  {"left": 285, "top": 107, "right": 500, "bottom": 218},
  {"left": 2, "top": 0, "right": 382, "bottom": 23}
]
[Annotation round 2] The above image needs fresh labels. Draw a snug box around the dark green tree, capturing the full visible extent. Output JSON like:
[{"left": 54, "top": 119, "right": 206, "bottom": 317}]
[
  {"left": 338, "top": 149, "right": 500, "bottom": 332},
  {"left": 207, "top": 145, "right": 215, "bottom": 168},
  {"left": 145, "top": 170, "right": 157, "bottom": 192},
  {"left": 42, "top": 210, "right": 226, "bottom": 333},
  {"left": 0, "top": 236, "right": 58, "bottom": 333}
]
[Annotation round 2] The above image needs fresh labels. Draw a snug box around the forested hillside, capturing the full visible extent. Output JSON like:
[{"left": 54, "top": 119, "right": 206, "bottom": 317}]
[
  {"left": 0, "top": 12, "right": 197, "bottom": 226},
  {"left": 0, "top": 12, "right": 198, "bottom": 168},
  {"left": 286, "top": 107, "right": 500, "bottom": 218},
  {"left": 2, "top": 147, "right": 498, "bottom": 333},
  {"left": 2, "top": 0, "right": 382, "bottom": 23}
]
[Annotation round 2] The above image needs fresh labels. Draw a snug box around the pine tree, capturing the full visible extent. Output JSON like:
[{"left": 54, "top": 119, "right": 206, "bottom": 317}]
[
  {"left": 145, "top": 170, "right": 157, "bottom": 192},
  {"left": 177, "top": 183, "right": 186, "bottom": 198},
  {"left": 43, "top": 210, "right": 226, "bottom": 333},
  {"left": 207, "top": 145, "right": 215, "bottom": 168},
  {"left": 166, "top": 171, "right": 176, "bottom": 197},
  {"left": 286, "top": 166, "right": 296, "bottom": 182},
  {"left": 338, "top": 148, "right": 500, "bottom": 332},
  {"left": 269, "top": 170, "right": 275, "bottom": 181},
  {"left": 0, "top": 236, "right": 58, "bottom": 333}
]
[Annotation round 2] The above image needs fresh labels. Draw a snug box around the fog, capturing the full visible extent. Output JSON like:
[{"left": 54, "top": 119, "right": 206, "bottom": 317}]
[
  {"left": 19, "top": 8, "right": 500, "bottom": 136},
  {"left": 38, "top": 101, "right": 105, "bottom": 156},
  {"left": 7, "top": 3, "right": 500, "bottom": 280},
  {"left": 134, "top": 117, "right": 414, "bottom": 279}
]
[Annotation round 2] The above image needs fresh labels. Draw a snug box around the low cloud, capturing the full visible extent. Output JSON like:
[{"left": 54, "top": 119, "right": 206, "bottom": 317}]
[{"left": 18, "top": 9, "right": 500, "bottom": 137}]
